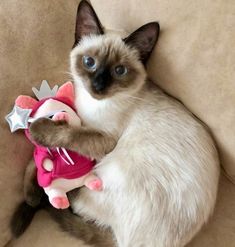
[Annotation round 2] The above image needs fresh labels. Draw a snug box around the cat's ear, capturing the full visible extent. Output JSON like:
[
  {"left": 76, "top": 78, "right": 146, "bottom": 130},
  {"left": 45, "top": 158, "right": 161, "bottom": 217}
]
[
  {"left": 123, "top": 22, "right": 160, "bottom": 64},
  {"left": 73, "top": 0, "right": 104, "bottom": 47},
  {"left": 56, "top": 81, "right": 75, "bottom": 103},
  {"left": 15, "top": 95, "right": 38, "bottom": 109}
]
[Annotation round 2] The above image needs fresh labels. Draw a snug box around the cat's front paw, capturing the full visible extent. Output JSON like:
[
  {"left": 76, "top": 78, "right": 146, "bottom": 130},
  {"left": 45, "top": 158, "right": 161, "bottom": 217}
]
[{"left": 29, "top": 118, "right": 70, "bottom": 147}]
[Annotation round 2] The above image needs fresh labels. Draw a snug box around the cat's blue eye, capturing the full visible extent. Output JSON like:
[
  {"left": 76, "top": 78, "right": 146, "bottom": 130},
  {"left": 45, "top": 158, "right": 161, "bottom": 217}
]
[
  {"left": 82, "top": 56, "right": 96, "bottom": 70},
  {"left": 114, "top": 65, "right": 128, "bottom": 77}
]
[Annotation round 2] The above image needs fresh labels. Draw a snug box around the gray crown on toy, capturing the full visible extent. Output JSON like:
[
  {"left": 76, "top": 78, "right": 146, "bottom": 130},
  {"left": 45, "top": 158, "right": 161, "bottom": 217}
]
[{"left": 32, "top": 80, "right": 59, "bottom": 100}]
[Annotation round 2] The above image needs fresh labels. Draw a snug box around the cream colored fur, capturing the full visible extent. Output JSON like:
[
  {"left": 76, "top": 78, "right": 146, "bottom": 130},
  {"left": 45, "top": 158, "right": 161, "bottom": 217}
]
[{"left": 69, "top": 34, "right": 220, "bottom": 247}]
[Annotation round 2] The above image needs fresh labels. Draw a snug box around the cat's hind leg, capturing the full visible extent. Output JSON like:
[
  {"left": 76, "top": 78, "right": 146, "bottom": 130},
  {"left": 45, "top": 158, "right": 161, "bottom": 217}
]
[
  {"left": 24, "top": 158, "right": 44, "bottom": 207},
  {"left": 11, "top": 159, "right": 45, "bottom": 238}
]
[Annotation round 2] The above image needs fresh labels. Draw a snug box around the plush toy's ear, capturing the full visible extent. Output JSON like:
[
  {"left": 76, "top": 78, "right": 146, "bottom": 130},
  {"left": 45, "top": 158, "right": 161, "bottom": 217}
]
[
  {"left": 15, "top": 95, "right": 38, "bottom": 109},
  {"left": 56, "top": 81, "right": 75, "bottom": 103}
]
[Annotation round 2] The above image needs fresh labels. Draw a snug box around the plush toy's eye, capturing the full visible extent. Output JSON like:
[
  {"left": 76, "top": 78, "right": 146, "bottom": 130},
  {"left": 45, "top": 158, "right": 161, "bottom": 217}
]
[
  {"left": 82, "top": 56, "right": 96, "bottom": 70},
  {"left": 113, "top": 65, "right": 128, "bottom": 77}
]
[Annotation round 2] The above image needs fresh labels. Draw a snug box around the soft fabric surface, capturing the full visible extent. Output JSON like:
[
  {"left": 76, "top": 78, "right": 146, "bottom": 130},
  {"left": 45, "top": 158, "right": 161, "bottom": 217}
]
[{"left": 0, "top": 0, "right": 234, "bottom": 246}]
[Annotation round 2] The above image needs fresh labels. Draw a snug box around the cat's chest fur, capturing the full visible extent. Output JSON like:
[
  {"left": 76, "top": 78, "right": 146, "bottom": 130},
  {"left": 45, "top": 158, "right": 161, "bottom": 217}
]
[{"left": 75, "top": 87, "right": 125, "bottom": 135}]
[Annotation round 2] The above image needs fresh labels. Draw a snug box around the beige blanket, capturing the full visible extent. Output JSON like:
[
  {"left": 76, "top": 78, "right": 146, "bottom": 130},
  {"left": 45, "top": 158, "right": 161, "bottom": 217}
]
[{"left": 0, "top": 0, "right": 234, "bottom": 246}]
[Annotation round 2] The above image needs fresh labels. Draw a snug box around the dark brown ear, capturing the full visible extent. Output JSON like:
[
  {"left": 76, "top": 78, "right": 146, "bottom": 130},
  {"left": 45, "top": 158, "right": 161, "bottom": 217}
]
[
  {"left": 123, "top": 22, "right": 160, "bottom": 64},
  {"left": 73, "top": 0, "right": 104, "bottom": 48}
]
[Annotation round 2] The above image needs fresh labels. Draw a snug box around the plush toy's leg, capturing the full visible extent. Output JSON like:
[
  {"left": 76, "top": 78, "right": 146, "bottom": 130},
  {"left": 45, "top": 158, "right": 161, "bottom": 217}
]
[
  {"left": 52, "top": 112, "right": 69, "bottom": 122},
  {"left": 84, "top": 173, "right": 103, "bottom": 191},
  {"left": 51, "top": 196, "right": 70, "bottom": 209},
  {"left": 52, "top": 111, "right": 81, "bottom": 127},
  {"left": 44, "top": 175, "right": 102, "bottom": 209},
  {"left": 44, "top": 188, "right": 69, "bottom": 209}
]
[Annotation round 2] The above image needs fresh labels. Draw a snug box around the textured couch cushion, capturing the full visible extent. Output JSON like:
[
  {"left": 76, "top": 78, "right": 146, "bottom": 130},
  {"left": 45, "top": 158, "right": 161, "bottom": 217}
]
[
  {"left": 0, "top": 0, "right": 79, "bottom": 245},
  {"left": 0, "top": 0, "right": 234, "bottom": 246}
]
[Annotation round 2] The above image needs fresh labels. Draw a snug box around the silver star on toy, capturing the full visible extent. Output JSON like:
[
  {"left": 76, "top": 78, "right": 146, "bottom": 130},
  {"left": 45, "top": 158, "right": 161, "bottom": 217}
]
[{"left": 5, "top": 105, "right": 32, "bottom": 132}]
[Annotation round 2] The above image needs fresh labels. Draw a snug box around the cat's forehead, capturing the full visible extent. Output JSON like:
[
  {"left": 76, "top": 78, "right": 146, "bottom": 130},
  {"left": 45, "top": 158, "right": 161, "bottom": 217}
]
[{"left": 70, "top": 34, "right": 139, "bottom": 63}]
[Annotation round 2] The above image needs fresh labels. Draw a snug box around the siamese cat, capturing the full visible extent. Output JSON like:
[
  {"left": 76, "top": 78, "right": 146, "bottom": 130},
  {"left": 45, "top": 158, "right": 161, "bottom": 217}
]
[{"left": 12, "top": 1, "right": 220, "bottom": 247}]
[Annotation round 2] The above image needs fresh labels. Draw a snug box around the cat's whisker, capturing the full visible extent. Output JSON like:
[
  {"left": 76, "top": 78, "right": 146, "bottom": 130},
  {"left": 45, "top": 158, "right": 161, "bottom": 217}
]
[
  {"left": 64, "top": 71, "right": 74, "bottom": 80},
  {"left": 57, "top": 71, "right": 74, "bottom": 81},
  {"left": 121, "top": 93, "right": 155, "bottom": 105}
]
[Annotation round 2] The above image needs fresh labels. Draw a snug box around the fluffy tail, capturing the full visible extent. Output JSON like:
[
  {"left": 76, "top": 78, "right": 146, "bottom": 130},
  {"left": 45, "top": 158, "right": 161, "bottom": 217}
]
[
  {"left": 10, "top": 198, "right": 114, "bottom": 246},
  {"left": 47, "top": 207, "right": 114, "bottom": 247},
  {"left": 10, "top": 201, "right": 38, "bottom": 238},
  {"left": 10, "top": 193, "right": 48, "bottom": 238}
]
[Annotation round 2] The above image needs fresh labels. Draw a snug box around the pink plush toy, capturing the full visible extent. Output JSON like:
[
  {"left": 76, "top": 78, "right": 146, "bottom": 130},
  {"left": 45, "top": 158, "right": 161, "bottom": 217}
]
[{"left": 10, "top": 81, "right": 102, "bottom": 209}]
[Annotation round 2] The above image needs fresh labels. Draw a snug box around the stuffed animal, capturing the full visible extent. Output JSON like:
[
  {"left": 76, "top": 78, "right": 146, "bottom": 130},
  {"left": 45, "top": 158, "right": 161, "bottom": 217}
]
[{"left": 5, "top": 81, "right": 102, "bottom": 209}]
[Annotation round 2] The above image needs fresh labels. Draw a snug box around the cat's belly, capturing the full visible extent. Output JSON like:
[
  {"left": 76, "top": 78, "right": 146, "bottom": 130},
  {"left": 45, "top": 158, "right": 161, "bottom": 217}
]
[
  {"left": 71, "top": 91, "right": 220, "bottom": 246},
  {"left": 70, "top": 160, "right": 125, "bottom": 225},
  {"left": 70, "top": 123, "right": 220, "bottom": 247}
]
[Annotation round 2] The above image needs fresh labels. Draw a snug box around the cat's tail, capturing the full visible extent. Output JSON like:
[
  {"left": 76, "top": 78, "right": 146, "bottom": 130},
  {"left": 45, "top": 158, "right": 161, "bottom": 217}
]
[
  {"left": 11, "top": 199, "right": 114, "bottom": 246},
  {"left": 10, "top": 201, "right": 38, "bottom": 238},
  {"left": 10, "top": 193, "right": 48, "bottom": 238},
  {"left": 47, "top": 207, "right": 114, "bottom": 247}
]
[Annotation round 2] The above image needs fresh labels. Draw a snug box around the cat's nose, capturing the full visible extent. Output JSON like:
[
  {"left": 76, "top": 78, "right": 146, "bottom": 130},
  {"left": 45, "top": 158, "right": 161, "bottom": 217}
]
[
  {"left": 92, "top": 77, "right": 106, "bottom": 92},
  {"left": 92, "top": 66, "right": 111, "bottom": 93}
]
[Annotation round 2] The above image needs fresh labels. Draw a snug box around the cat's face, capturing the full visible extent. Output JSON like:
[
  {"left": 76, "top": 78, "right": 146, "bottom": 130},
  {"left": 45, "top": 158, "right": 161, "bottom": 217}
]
[
  {"left": 70, "top": 0, "right": 160, "bottom": 100},
  {"left": 70, "top": 35, "right": 146, "bottom": 99}
]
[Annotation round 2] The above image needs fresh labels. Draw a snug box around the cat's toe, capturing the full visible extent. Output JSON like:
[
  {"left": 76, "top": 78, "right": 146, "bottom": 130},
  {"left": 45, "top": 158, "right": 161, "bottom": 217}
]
[{"left": 30, "top": 118, "right": 50, "bottom": 142}]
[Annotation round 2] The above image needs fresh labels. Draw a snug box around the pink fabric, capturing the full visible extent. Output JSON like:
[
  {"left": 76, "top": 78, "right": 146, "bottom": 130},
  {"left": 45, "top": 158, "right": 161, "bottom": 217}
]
[
  {"left": 34, "top": 145, "right": 95, "bottom": 187},
  {"left": 25, "top": 96, "right": 95, "bottom": 188},
  {"left": 55, "top": 81, "right": 75, "bottom": 103},
  {"left": 15, "top": 95, "right": 38, "bottom": 109},
  {"left": 30, "top": 96, "right": 76, "bottom": 116}
]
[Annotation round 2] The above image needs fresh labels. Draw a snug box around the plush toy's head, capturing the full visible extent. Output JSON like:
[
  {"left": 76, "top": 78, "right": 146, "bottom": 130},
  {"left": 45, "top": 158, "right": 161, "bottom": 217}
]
[
  {"left": 15, "top": 81, "right": 75, "bottom": 116},
  {"left": 5, "top": 81, "right": 79, "bottom": 133},
  {"left": 18, "top": 81, "right": 79, "bottom": 128}
]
